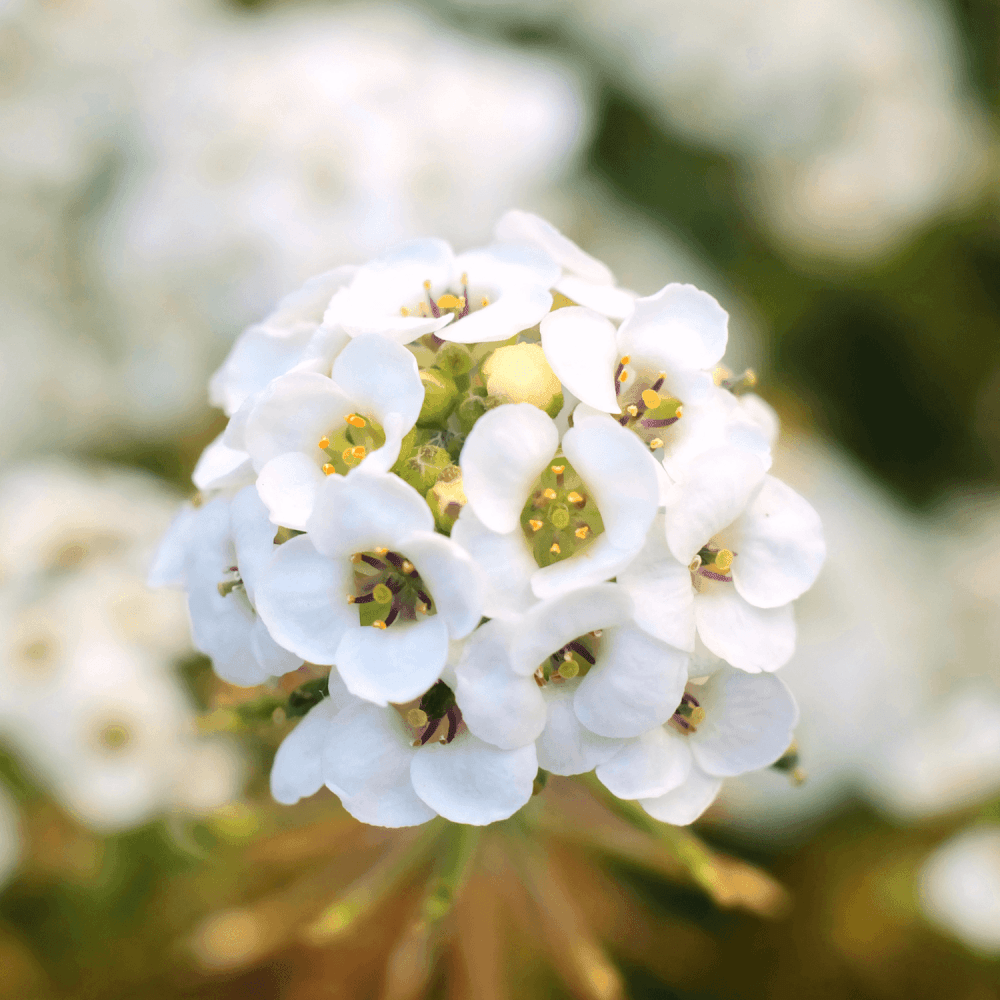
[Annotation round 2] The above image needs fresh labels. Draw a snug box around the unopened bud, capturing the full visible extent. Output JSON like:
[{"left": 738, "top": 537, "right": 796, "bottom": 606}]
[
  {"left": 395, "top": 443, "right": 452, "bottom": 495},
  {"left": 427, "top": 466, "right": 467, "bottom": 535},
  {"left": 481, "top": 342, "right": 563, "bottom": 417},
  {"left": 417, "top": 368, "right": 460, "bottom": 429}
]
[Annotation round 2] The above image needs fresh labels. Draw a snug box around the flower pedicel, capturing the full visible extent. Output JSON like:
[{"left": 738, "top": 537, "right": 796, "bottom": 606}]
[{"left": 153, "top": 211, "right": 826, "bottom": 828}]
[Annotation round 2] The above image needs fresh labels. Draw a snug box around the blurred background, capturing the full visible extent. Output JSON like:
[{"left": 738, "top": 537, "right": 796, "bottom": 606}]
[{"left": 1, "top": 0, "right": 1000, "bottom": 996}]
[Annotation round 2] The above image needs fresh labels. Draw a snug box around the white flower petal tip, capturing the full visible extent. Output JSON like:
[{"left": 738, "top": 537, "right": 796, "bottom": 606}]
[
  {"left": 270, "top": 698, "right": 342, "bottom": 805},
  {"left": 540, "top": 307, "right": 620, "bottom": 413},
  {"left": 639, "top": 767, "right": 723, "bottom": 826},
  {"left": 192, "top": 433, "right": 254, "bottom": 492}
]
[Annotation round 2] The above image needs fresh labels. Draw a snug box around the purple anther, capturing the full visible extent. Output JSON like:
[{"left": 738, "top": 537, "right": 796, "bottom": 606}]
[
  {"left": 444, "top": 704, "right": 462, "bottom": 744},
  {"left": 360, "top": 554, "right": 385, "bottom": 569},
  {"left": 418, "top": 718, "right": 441, "bottom": 745},
  {"left": 651, "top": 375, "right": 665, "bottom": 392},
  {"left": 618, "top": 414, "right": 630, "bottom": 426},
  {"left": 429, "top": 333, "right": 445, "bottom": 349},
  {"left": 417, "top": 589, "right": 433, "bottom": 607},
  {"left": 681, "top": 691, "right": 700, "bottom": 708},
  {"left": 671, "top": 714, "right": 692, "bottom": 731},
  {"left": 384, "top": 604, "right": 399, "bottom": 627},
  {"left": 641, "top": 417, "right": 678, "bottom": 429},
  {"left": 353, "top": 593, "right": 375, "bottom": 604},
  {"left": 460, "top": 283, "right": 470, "bottom": 319},
  {"left": 566, "top": 640, "right": 596, "bottom": 665},
  {"left": 385, "top": 551, "right": 404, "bottom": 570},
  {"left": 698, "top": 569, "right": 733, "bottom": 583},
  {"left": 427, "top": 289, "right": 440, "bottom": 318}
]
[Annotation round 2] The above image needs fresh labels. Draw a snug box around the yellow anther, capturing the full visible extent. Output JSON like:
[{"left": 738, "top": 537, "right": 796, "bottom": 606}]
[
  {"left": 322, "top": 463, "right": 336, "bottom": 476},
  {"left": 567, "top": 491, "right": 584, "bottom": 505},
  {"left": 529, "top": 519, "right": 544, "bottom": 532},
  {"left": 688, "top": 555, "right": 702, "bottom": 573},
  {"left": 620, "top": 355, "right": 630, "bottom": 365},
  {"left": 481, "top": 296, "right": 490, "bottom": 308},
  {"left": 551, "top": 464, "right": 565, "bottom": 475},
  {"left": 375, "top": 547, "right": 389, "bottom": 555},
  {"left": 461, "top": 272, "right": 468, "bottom": 286},
  {"left": 407, "top": 708, "right": 428, "bottom": 728},
  {"left": 558, "top": 659, "right": 580, "bottom": 680},
  {"left": 591, "top": 629, "right": 602, "bottom": 638},
  {"left": 401, "top": 560, "right": 415, "bottom": 574},
  {"left": 318, "top": 436, "right": 330, "bottom": 449},
  {"left": 542, "top": 488, "right": 558, "bottom": 500},
  {"left": 619, "top": 371, "right": 629, "bottom": 383},
  {"left": 416, "top": 601, "right": 429, "bottom": 615},
  {"left": 400, "top": 306, "right": 410, "bottom": 317},
  {"left": 423, "top": 279, "right": 432, "bottom": 291},
  {"left": 549, "top": 543, "right": 561, "bottom": 554},
  {"left": 642, "top": 389, "right": 662, "bottom": 409},
  {"left": 437, "top": 293, "right": 462, "bottom": 309},
  {"left": 649, "top": 438, "right": 664, "bottom": 450},
  {"left": 372, "top": 620, "right": 387, "bottom": 630},
  {"left": 351, "top": 445, "right": 366, "bottom": 460},
  {"left": 689, "top": 706, "right": 707, "bottom": 727},
  {"left": 574, "top": 525, "right": 590, "bottom": 540},
  {"left": 372, "top": 583, "right": 392, "bottom": 604},
  {"left": 346, "top": 414, "right": 367, "bottom": 428},
  {"left": 346, "top": 595, "right": 355, "bottom": 604},
  {"left": 674, "top": 405, "right": 683, "bottom": 419},
  {"left": 351, "top": 553, "right": 362, "bottom": 563},
  {"left": 626, "top": 404, "right": 638, "bottom": 417},
  {"left": 714, "top": 549, "right": 734, "bottom": 573}
]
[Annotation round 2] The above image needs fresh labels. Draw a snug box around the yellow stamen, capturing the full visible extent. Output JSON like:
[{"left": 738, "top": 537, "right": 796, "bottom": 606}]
[
  {"left": 649, "top": 438, "right": 663, "bottom": 450},
  {"left": 375, "top": 547, "right": 389, "bottom": 556},
  {"left": 529, "top": 519, "right": 543, "bottom": 532},
  {"left": 346, "top": 595, "right": 355, "bottom": 604},
  {"left": 351, "top": 553, "right": 362, "bottom": 563},
  {"left": 346, "top": 414, "right": 367, "bottom": 428},
  {"left": 642, "top": 389, "right": 662, "bottom": 409},
  {"left": 542, "top": 488, "right": 557, "bottom": 500},
  {"left": 551, "top": 464, "right": 565, "bottom": 475},
  {"left": 437, "top": 293, "right": 462, "bottom": 309},
  {"left": 458, "top": 295, "right": 466, "bottom": 309},
  {"left": 714, "top": 549, "right": 734, "bottom": 573},
  {"left": 460, "top": 272, "right": 468, "bottom": 286},
  {"left": 549, "top": 543, "right": 561, "bottom": 554},
  {"left": 372, "top": 620, "right": 387, "bottom": 630},
  {"left": 574, "top": 525, "right": 590, "bottom": 540},
  {"left": 481, "top": 296, "right": 490, "bottom": 308},
  {"left": 423, "top": 279, "right": 432, "bottom": 291},
  {"left": 318, "top": 436, "right": 330, "bottom": 449},
  {"left": 416, "top": 601, "right": 429, "bottom": 615},
  {"left": 619, "top": 371, "right": 628, "bottom": 383},
  {"left": 626, "top": 405, "right": 638, "bottom": 417},
  {"left": 400, "top": 306, "right": 410, "bottom": 317},
  {"left": 401, "top": 560, "right": 414, "bottom": 574},
  {"left": 674, "top": 405, "right": 683, "bottom": 419},
  {"left": 407, "top": 708, "right": 428, "bottom": 728},
  {"left": 322, "top": 463, "right": 336, "bottom": 476},
  {"left": 351, "top": 445, "right": 366, "bottom": 460},
  {"left": 558, "top": 659, "right": 579, "bottom": 680},
  {"left": 620, "top": 355, "right": 630, "bottom": 365},
  {"left": 567, "top": 491, "right": 584, "bottom": 505}
]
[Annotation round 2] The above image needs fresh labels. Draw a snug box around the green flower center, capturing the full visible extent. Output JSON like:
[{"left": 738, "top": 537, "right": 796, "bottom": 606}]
[
  {"left": 317, "top": 413, "right": 386, "bottom": 477},
  {"left": 533, "top": 632, "right": 600, "bottom": 686},
  {"left": 348, "top": 549, "right": 436, "bottom": 629}
]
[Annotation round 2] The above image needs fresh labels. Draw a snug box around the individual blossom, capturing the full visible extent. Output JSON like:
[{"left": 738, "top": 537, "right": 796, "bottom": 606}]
[
  {"left": 238, "top": 333, "right": 425, "bottom": 529},
  {"left": 255, "top": 470, "right": 482, "bottom": 706},
  {"left": 150, "top": 485, "right": 302, "bottom": 686},
  {"left": 321, "top": 237, "right": 559, "bottom": 345},
  {"left": 595, "top": 662, "right": 798, "bottom": 825},
  {"left": 455, "top": 584, "right": 689, "bottom": 774},
  {"left": 452, "top": 402, "right": 659, "bottom": 614},
  {"left": 272, "top": 671, "right": 537, "bottom": 827}
]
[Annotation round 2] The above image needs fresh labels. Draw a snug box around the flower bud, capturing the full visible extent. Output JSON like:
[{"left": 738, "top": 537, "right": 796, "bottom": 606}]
[
  {"left": 433, "top": 343, "right": 473, "bottom": 391},
  {"left": 456, "top": 394, "right": 488, "bottom": 434},
  {"left": 417, "top": 368, "right": 460, "bottom": 429},
  {"left": 426, "top": 465, "right": 467, "bottom": 534},
  {"left": 395, "top": 444, "right": 453, "bottom": 495},
  {"left": 481, "top": 342, "right": 563, "bottom": 417}
]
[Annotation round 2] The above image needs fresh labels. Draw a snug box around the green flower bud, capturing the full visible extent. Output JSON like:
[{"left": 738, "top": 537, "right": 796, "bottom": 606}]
[
  {"left": 417, "top": 368, "right": 460, "bottom": 429},
  {"left": 395, "top": 444, "right": 452, "bottom": 495},
  {"left": 426, "top": 465, "right": 466, "bottom": 535},
  {"left": 481, "top": 342, "right": 563, "bottom": 417},
  {"left": 433, "top": 344, "right": 473, "bottom": 392},
  {"left": 456, "top": 394, "right": 488, "bottom": 434}
]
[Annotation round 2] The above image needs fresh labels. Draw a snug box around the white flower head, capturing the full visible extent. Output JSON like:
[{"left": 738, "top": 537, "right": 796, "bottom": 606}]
[
  {"left": 255, "top": 470, "right": 482, "bottom": 707},
  {"left": 322, "top": 237, "right": 560, "bottom": 346},
  {"left": 453, "top": 403, "right": 659, "bottom": 614}
]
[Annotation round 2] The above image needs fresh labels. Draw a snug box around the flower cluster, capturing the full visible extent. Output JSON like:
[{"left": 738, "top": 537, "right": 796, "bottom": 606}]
[{"left": 154, "top": 211, "right": 825, "bottom": 828}]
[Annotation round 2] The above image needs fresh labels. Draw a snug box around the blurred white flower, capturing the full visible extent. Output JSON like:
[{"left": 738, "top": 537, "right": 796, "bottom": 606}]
[{"left": 920, "top": 825, "right": 1000, "bottom": 955}]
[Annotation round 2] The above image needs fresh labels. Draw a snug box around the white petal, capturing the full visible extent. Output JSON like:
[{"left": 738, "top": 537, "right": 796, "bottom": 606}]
[
  {"left": 455, "top": 242, "right": 560, "bottom": 292},
  {"left": 440, "top": 286, "right": 554, "bottom": 344},
  {"left": 456, "top": 621, "right": 547, "bottom": 749},
  {"left": 691, "top": 668, "right": 798, "bottom": 777},
  {"left": 356, "top": 411, "right": 406, "bottom": 475},
  {"left": 460, "top": 404, "right": 558, "bottom": 535},
  {"left": 732, "top": 475, "right": 826, "bottom": 608},
  {"left": 616, "top": 284, "right": 728, "bottom": 372},
  {"left": 331, "top": 333, "right": 424, "bottom": 430},
  {"left": 507, "top": 584, "right": 634, "bottom": 677},
  {"left": 596, "top": 727, "right": 692, "bottom": 799},
  {"left": 399, "top": 531, "right": 483, "bottom": 639},
  {"left": 192, "top": 433, "right": 254, "bottom": 492},
  {"left": 640, "top": 766, "right": 723, "bottom": 826},
  {"left": 229, "top": 485, "right": 276, "bottom": 603},
  {"left": 663, "top": 447, "right": 768, "bottom": 564},
  {"left": 335, "top": 617, "right": 449, "bottom": 707},
  {"left": 267, "top": 266, "right": 358, "bottom": 329},
  {"left": 535, "top": 685, "right": 628, "bottom": 775},
  {"left": 530, "top": 533, "right": 645, "bottom": 601},
  {"left": 291, "top": 324, "right": 351, "bottom": 376},
  {"left": 561, "top": 414, "right": 659, "bottom": 552},
  {"left": 539, "top": 306, "right": 620, "bottom": 414},
  {"left": 147, "top": 505, "right": 198, "bottom": 588},
  {"left": 410, "top": 731, "right": 537, "bottom": 825},
  {"left": 450, "top": 506, "right": 537, "bottom": 619},
  {"left": 694, "top": 586, "right": 796, "bottom": 673},
  {"left": 306, "top": 471, "right": 433, "bottom": 559},
  {"left": 254, "top": 535, "right": 354, "bottom": 665},
  {"left": 323, "top": 701, "right": 436, "bottom": 828},
  {"left": 250, "top": 616, "right": 303, "bottom": 677},
  {"left": 618, "top": 512, "right": 696, "bottom": 651},
  {"left": 574, "top": 624, "right": 689, "bottom": 738},
  {"left": 494, "top": 210, "right": 613, "bottom": 284},
  {"left": 256, "top": 452, "right": 325, "bottom": 531},
  {"left": 271, "top": 698, "right": 342, "bottom": 805},
  {"left": 244, "top": 371, "right": 354, "bottom": 471},
  {"left": 555, "top": 276, "right": 636, "bottom": 321}
]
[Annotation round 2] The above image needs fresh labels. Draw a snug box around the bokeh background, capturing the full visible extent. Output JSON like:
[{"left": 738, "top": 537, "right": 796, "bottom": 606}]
[{"left": 2, "top": 0, "right": 1000, "bottom": 996}]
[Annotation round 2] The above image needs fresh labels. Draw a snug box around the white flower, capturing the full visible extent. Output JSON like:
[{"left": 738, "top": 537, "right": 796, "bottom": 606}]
[
  {"left": 494, "top": 209, "right": 636, "bottom": 320},
  {"left": 452, "top": 403, "right": 659, "bottom": 613},
  {"left": 920, "top": 825, "right": 1000, "bottom": 955},
  {"left": 644, "top": 448, "right": 825, "bottom": 672},
  {"left": 151, "top": 485, "right": 302, "bottom": 686},
  {"left": 321, "top": 238, "right": 559, "bottom": 346},
  {"left": 240, "top": 333, "right": 425, "bottom": 530},
  {"left": 271, "top": 674, "right": 537, "bottom": 828},
  {"left": 596, "top": 664, "right": 798, "bottom": 826},
  {"left": 456, "top": 585, "right": 689, "bottom": 767},
  {"left": 255, "top": 470, "right": 482, "bottom": 706}
]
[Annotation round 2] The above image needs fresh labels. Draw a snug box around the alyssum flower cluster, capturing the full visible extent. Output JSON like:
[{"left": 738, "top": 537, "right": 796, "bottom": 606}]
[{"left": 153, "top": 211, "right": 825, "bottom": 828}]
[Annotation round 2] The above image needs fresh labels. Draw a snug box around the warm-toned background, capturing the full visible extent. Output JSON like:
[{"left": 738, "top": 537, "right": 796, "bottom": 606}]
[{"left": 1, "top": 0, "right": 999, "bottom": 997}]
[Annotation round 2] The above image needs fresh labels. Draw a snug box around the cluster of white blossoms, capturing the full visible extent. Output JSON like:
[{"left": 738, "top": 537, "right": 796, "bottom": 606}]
[{"left": 154, "top": 210, "right": 826, "bottom": 828}]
